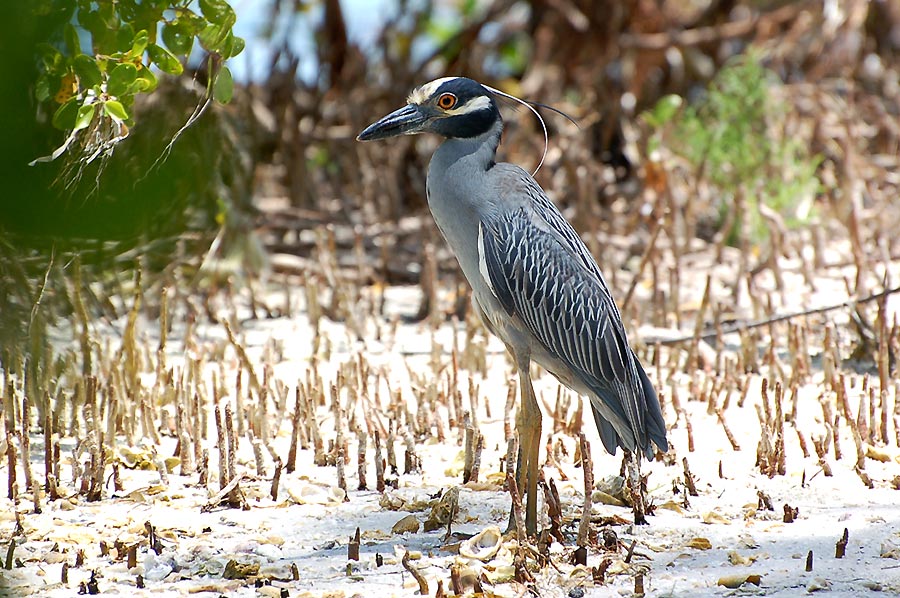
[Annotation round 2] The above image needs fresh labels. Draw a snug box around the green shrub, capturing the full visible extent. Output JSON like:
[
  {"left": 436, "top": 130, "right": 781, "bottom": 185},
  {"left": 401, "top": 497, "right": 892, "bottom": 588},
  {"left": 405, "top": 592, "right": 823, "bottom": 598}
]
[{"left": 646, "top": 52, "right": 821, "bottom": 245}]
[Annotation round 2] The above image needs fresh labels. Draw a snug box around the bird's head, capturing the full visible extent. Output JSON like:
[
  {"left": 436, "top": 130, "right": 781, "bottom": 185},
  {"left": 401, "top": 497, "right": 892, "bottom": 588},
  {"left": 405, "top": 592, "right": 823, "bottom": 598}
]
[{"left": 357, "top": 77, "right": 500, "bottom": 142}]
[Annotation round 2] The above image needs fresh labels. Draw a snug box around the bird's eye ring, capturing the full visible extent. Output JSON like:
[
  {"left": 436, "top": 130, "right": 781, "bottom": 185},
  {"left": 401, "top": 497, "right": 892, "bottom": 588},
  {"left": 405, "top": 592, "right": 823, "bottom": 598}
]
[{"left": 437, "top": 93, "right": 457, "bottom": 110}]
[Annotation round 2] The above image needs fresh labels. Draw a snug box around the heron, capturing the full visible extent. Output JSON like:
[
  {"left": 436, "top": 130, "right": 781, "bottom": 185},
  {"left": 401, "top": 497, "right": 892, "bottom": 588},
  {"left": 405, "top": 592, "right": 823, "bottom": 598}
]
[{"left": 357, "top": 77, "right": 668, "bottom": 534}]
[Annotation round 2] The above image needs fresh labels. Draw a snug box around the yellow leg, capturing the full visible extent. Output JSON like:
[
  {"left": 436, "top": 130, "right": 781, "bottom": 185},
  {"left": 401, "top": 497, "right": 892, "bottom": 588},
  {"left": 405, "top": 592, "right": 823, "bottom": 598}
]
[{"left": 518, "top": 364, "right": 542, "bottom": 536}]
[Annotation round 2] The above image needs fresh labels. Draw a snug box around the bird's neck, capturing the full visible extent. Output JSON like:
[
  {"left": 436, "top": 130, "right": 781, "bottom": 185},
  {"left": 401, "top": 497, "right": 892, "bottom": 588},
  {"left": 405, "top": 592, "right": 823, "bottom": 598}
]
[
  {"left": 433, "top": 118, "right": 503, "bottom": 173},
  {"left": 425, "top": 119, "right": 504, "bottom": 311}
]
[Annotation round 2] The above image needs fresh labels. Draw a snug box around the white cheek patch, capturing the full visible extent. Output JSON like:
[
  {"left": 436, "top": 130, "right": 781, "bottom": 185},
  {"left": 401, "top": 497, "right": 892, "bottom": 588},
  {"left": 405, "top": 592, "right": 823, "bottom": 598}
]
[
  {"left": 445, "top": 95, "right": 492, "bottom": 115},
  {"left": 407, "top": 77, "right": 457, "bottom": 105}
]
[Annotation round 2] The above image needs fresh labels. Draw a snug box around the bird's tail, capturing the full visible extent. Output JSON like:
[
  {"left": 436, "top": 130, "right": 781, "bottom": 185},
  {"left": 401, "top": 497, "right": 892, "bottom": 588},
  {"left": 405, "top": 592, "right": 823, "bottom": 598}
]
[
  {"left": 633, "top": 352, "right": 668, "bottom": 459},
  {"left": 588, "top": 353, "right": 668, "bottom": 460}
]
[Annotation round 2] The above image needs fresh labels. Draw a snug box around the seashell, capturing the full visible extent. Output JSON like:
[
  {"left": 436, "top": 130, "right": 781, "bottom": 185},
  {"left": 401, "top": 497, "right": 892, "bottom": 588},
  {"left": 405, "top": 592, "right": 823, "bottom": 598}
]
[
  {"left": 459, "top": 526, "right": 502, "bottom": 561},
  {"left": 286, "top": 481, "right": 346, "bottom": 505},
  {"left": 392, "top": 514, "right": 420, "bottom": 535},
  {"left": 656, "top": 500, "right": 685, "bottom": 514},
  {"left": 143, "top": 553, "right": 176, "bottom": 581},
  {"left": 201, "top": 558, "right": 227, "bottom": 577},
  {"left": 594, "top": 475, "right": 627, "bottom": 503},
  {"left": 686, "top": 537, "right": 712, "bottom": 550},
  {"left": 881, "top": 539, "right": 900, "bottom": 559},
  {"left": 702, "top": 510, "right": 731, "bottom": 525},
  {"left": 717, "top": 574, "right": 762, "bottom": 589},
  {"left": 118, "top": 446, "right": 139, "bottom": 468},
  {"left": 43, "top": 551, "right": 69, "bottom": 564},
  {"left": 258, "top": 586, "right": 285, "bottom": 598},
  {"left": 591, "top": 490, "right": 625, "bottom": 507},
  {"left": 484, "top": 564, "right": 515, "bottom": 583},
  {"left": 727, "top": 550, "right": 757, "bottom": 565}
]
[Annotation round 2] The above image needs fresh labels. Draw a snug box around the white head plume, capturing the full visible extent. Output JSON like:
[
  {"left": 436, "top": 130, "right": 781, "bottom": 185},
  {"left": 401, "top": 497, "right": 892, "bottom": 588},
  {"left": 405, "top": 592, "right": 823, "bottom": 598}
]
[{"left": 482, "top": 83, "right": 577, "bottom": 177}]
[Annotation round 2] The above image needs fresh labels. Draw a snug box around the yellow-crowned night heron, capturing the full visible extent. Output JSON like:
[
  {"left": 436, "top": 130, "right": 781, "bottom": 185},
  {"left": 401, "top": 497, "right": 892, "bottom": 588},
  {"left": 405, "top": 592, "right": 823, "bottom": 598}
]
[{"left": 358, "top": 77, "right": 668, "bottom": 534}]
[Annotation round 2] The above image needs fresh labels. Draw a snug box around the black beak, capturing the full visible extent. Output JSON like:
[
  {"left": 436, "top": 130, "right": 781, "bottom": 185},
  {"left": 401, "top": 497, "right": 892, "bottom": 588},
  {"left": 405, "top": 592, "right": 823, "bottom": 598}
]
[{"left": 357, "top": 104, "right": 428, "bottom": 141}]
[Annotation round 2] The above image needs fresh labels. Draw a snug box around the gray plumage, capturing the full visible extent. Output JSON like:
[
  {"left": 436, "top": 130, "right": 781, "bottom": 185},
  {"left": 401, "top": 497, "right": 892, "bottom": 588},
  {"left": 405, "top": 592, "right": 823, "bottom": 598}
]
[{"left": 358, "top": 77, "right": 668, "bottom": 532}]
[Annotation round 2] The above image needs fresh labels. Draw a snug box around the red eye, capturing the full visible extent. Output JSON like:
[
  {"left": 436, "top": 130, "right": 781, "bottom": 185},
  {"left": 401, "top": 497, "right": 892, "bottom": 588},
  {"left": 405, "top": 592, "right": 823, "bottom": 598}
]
[{"left": 437, "top": 93, "right": 457, "bottom": 110}]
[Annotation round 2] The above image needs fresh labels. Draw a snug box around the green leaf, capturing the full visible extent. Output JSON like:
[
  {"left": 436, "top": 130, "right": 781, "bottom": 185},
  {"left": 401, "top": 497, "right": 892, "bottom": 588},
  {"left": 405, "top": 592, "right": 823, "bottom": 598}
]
[
  {"left": 103, "top": 100, "right": 129, "bottom": 122},
  {"left": 199, "top": 0, "right": 236, "bottom": 26},
  {"left": 162, "top": 22, "right": 193, "bottom": 55},
  {"left": 178, "top": 9, "right": 207, "bottom": 35},
  {"left": 107, "top": 63, "right": 137, "bottom": 97},
  {"left": 37, "top": 44, "right": 64, "bottom": 71},
  {"left": 36, "top": 73, "right": 53, "bottom": 102},
  {"left": 643, "top": 94, "right": 683, "bottom": 128},
  {"left": 219, "top": 31, "right": 245, "bottom": 58},
  {"left": 64, "top": 24, "right": 81, "bottom": 56},
  {"left": 73, "top": 55, "right": 102, "bottom": 89},
  {"left": 220, "top": 31, "right": 235, "bottom": 57},
  {"left": 213, "top": 66, "right": 233, "bottom": 104},
  {"left": 230, "top": 36, "right": 245, "bottom": 58},
  {"left": 73, "top": 103, "right": 95, "bottom": 132},
  {"left": 134, "top": 65, "right": 158, "bottom": 93},
  {"left": 129, "top": 29, "right": 149, "bottom": 58},
  {"left": 52, "top": 98, "right": 79, "bottom": 130},
  {"left": 147, "top": 43, "right": 183, "bottom": 75},
  {"left": 199, "top": 23, "right": 228, "bottom": 53},
  {"left": 221, "top": 32, "right": 245, "bottom": 59},
  {"left": 114, "top": 23, "right": 137, "bottom": 53}
]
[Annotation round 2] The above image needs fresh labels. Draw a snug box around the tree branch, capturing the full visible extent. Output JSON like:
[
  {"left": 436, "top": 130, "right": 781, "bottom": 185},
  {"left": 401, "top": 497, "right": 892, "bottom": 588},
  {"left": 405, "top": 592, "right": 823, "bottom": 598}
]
[{"left": 643, "top": 284, "right": 900, "bottom": 346}]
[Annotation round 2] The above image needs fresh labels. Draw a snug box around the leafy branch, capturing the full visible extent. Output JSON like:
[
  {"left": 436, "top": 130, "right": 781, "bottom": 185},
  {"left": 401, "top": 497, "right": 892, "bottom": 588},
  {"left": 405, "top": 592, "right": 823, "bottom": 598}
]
[{"left": 31, "top": 0, "right": 243, "bottom": 166}]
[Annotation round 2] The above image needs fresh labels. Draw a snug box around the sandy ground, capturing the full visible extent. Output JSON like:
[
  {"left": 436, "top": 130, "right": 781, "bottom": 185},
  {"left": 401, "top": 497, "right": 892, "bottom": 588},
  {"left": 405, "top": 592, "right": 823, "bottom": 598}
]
[{"left": 2, "top": 281, "right": 900, "bottom": 598}]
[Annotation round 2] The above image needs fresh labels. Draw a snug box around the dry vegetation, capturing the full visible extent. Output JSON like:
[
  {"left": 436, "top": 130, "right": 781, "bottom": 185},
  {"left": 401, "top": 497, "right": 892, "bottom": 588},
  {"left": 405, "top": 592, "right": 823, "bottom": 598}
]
[{"left": 2, "top": 0, "right": 900, "bottom": 596}]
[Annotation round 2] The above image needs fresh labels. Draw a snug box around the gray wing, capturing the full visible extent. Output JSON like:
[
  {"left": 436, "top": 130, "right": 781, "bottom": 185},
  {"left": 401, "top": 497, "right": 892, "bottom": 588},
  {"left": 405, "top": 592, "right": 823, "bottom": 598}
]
[{"left": 480, "top": 196, "right": 667, "bottom": 458}]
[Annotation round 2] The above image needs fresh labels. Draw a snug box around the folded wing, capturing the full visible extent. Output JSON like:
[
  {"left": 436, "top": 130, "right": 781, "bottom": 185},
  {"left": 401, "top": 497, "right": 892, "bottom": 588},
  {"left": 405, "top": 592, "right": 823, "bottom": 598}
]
[{"left": 479, "top": 199, "right": 667, "bottom": 458}]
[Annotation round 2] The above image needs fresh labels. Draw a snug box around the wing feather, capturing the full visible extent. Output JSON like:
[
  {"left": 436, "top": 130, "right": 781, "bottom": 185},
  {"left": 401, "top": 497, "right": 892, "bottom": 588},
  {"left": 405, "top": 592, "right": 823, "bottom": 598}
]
[{"left": 480, "top": 201, "right": 667, "bottom": 457}]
